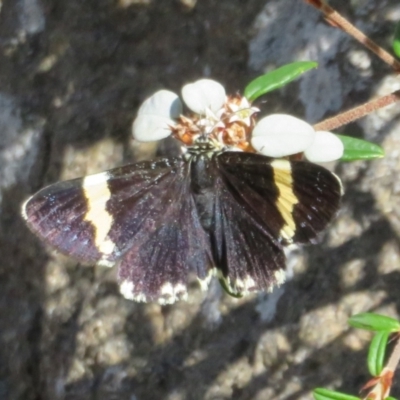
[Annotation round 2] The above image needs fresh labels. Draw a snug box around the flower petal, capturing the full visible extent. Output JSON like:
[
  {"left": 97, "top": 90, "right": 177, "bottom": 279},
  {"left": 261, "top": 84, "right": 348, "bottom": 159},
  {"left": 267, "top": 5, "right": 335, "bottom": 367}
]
[
  {"left": 181, "top": 79, "right": 226, "bottom": 114},
  {"left": 137, "top": 90, "right": 182, "bottom": 119},
  {"left": 251, "top": 114, "right": 315, "bottom": 157},
  {"left": 304, "top": 130, "right": 344, "bottom": 162},
  {"left": 132, "top": 114, "right": 175, "bottom": 142}
]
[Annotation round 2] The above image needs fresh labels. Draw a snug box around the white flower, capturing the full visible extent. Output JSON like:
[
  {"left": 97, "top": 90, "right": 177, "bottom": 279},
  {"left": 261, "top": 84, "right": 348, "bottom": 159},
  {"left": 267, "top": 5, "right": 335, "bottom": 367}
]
[
  {"left": 132, "top": 79, "right": 226, "bottom": 142},
  {"left": 132, "top": 79, "right": 344, "bottom": 163},
  {"left": 251, "top": 114, "right": 344, "bottom": 162},
  {"left": 251, "top": 114, "right": 315, "bottom": 158},
  {"left": 132, "top": 90, "right": 181, "bottom": 142},
  {"left": 304, "top": 130, "right": 344, "bottom": 162},
  {"left": 181, "top": 79, "right": 226, "bottom": 114}
]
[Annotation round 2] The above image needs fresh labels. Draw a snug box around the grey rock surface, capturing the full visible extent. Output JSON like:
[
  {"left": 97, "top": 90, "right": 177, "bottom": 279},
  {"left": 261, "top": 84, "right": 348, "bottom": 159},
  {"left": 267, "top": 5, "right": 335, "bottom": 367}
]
[{"left": 1, "top": 0, "right": 400, "bottom": 399}]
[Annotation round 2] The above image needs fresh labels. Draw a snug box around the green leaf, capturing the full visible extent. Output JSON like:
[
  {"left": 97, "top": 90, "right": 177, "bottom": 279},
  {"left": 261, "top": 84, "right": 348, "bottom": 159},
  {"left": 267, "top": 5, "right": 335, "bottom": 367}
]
[
  {"left": 348, "top": 313, "right": 400, "bottom": 332},
  {"left": 385, "top": 397, "right": 398, "bottom": 400},
  {"left": 337, "top": 135, "right": 384, "bottom": 161},
  {"left": 244, "top": 61, "right": 318, "bottom": 102},
  {"left": 218, "top": 278, "right": 243, "bottom": 299},
  {"left": 368, "top": 331, "right": 390, "bottom": 376},
  {"left": 393, "top": 21, "right": 400, "bottom": 58},
  {"left": 313, "top": 388, "right": 360, "bottom": 400}
]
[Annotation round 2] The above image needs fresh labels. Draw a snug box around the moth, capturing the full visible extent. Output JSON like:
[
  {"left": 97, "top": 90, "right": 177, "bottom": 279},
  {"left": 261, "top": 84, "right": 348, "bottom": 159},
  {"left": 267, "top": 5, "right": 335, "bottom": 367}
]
[{"left": 22, "top": 138, "right": 342, "bottom": 304}]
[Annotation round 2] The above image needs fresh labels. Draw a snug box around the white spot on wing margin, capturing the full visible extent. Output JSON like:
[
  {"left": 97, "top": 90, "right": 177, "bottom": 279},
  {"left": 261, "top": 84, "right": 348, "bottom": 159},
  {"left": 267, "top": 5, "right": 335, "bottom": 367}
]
[
  {"left": 332, "top": 171, "right": 344, "bottom": 195},
  {"left": 274, "top": 269, "right": 286, "bottom": 286},
  {"left": 197, "top": 268, "right": 216, "bottom": 291},
  {"left": 216, "top": 267, "right": 286, "bottom": 296},
  {"left": 119, "top": 280, "right": 188, "bottom": 304},
  {"left": 21, "top": 196, "right": 32, "bottom": 221},
  {"left": 120, "top": 280, "right": 134, "bottom": 300},
  {"left": 159, "top": 282, "right": 188, "bottom": 305}
]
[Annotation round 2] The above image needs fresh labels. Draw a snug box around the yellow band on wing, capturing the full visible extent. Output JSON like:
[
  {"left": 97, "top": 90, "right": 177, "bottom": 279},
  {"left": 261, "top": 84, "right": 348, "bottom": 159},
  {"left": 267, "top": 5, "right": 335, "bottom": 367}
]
[{"left": 271, "top": 160, "right": 298, "bottom": 242}]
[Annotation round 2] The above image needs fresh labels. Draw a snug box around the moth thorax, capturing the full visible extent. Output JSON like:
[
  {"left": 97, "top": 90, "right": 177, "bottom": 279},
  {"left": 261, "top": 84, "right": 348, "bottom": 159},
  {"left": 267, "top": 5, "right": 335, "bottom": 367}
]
[{"left": 185, "top": 137, "right": 221, "bottom": 159}]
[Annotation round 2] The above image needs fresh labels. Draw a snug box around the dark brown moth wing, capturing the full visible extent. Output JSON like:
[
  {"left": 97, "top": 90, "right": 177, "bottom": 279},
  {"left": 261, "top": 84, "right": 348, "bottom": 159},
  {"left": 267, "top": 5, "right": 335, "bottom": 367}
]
[
  {"left": 211, "top": 187, "right": 286, "bottom": 296},
  {"left": 210, "top": 152, "right": 287, "bottom": 296},
  {"left": 212, "top": 151, "right": 342, "bottom": 295},
  {"left": 114, "top": 161, "right": 213, "bottom": 304},
  {"left": 23, "top": 157, "right": 213, "bottom": 304},
  {"left": 23, "top": 177, "right": 109, "bottom": 264},
  {"left": 289, "top": 161, "right": 342, "bottom": 243}
]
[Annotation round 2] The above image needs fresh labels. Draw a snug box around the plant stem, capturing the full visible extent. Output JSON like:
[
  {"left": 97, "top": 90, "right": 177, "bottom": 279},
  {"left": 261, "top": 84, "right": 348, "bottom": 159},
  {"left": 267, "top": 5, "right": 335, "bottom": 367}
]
[
  {"left": 313, "top": 90, "right": 400, "bottom": 131},
  {"left": 386, "top": 334, "right": 400, "bottom": 372},
  {"left": 305, "top": 0, "right": 400, "bottom": 72},
  {"left": 361, "top": 335, "right": 400, "bottom": 400}
]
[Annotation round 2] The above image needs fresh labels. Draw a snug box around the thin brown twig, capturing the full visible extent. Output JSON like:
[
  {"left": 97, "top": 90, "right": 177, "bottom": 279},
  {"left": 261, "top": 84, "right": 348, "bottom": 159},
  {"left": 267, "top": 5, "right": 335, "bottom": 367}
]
[
  {"left": 305, "top": 0, "right": 400, "bottom": 72},
  {"left": 313, "top": 90, "right": 400, "bottom": 131}
]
